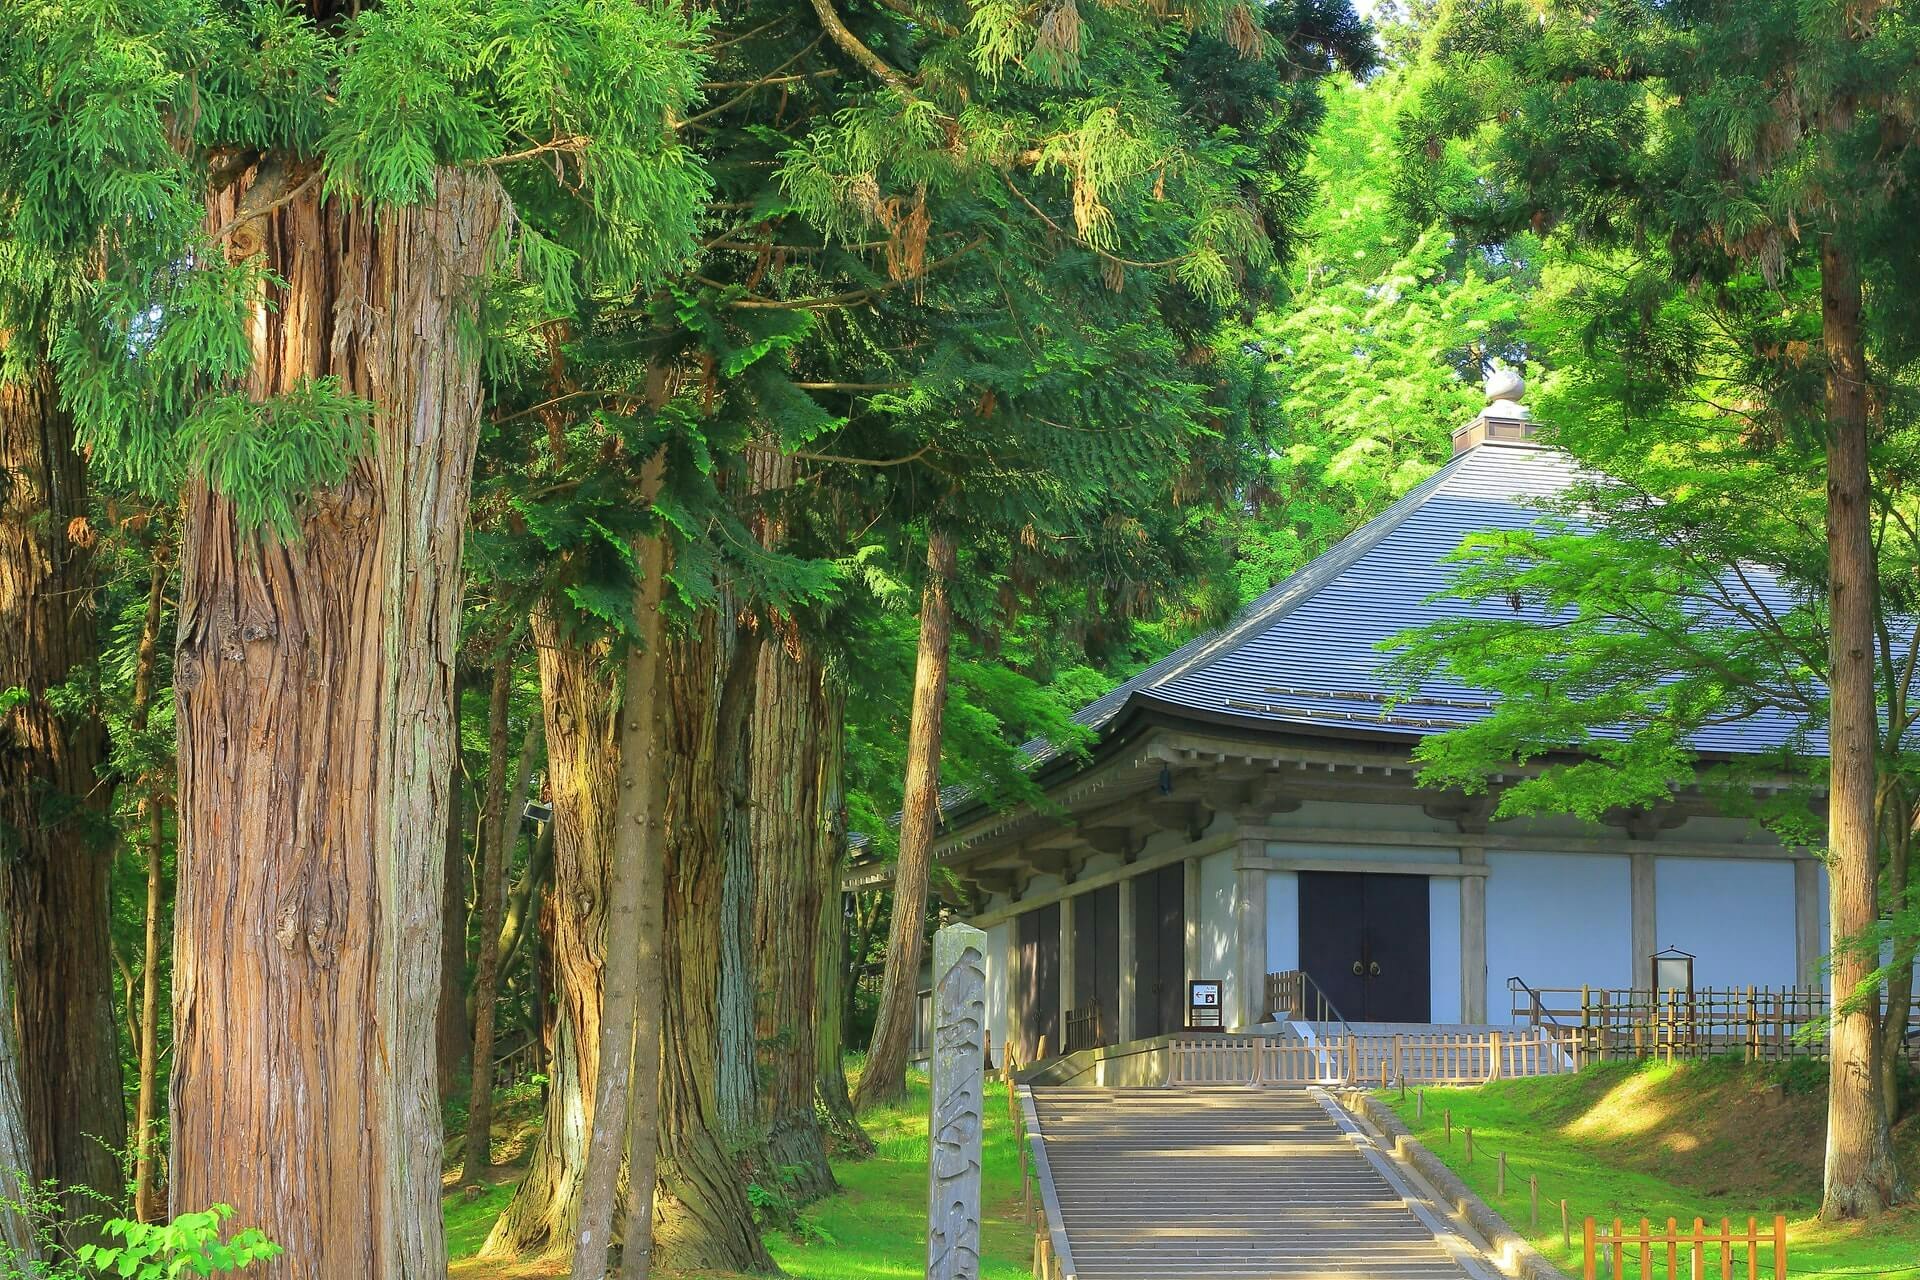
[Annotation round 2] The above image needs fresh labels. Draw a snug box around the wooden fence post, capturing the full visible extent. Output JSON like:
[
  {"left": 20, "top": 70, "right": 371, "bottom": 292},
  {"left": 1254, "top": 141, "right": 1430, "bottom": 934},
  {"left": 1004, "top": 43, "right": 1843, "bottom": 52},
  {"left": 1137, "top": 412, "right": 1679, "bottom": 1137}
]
[
  {"left": 1490, "top": 1030, "right": 1503, "bottom": 1082},
  {"left": 1528, "top": 1175, "right": 1538, "bottom": 1229},
  {"left": 1773, "top": 1214, "right": 1787, "bottom": 1280},
  {"left": 1561, "top": 1199, "right": 1569, "bottom": 1249},
  {"left": 1464, "top": 1127, "right": 1473, "bottom": 1163},
  {"left": 1582, "top": 1217, "right": 1595, "bottom": 1280},
  {"left": 1497, "top": 1151, "right": 1506, "bottom": 1197}
]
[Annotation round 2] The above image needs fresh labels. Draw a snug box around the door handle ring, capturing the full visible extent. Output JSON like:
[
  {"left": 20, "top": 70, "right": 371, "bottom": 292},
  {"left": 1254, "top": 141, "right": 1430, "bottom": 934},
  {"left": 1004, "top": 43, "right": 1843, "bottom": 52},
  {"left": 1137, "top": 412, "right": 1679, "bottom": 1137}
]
[
  {"left": 1351, "top": 960, "right": 1364, "bottom": 976},
  {"left": 1369, "top": 961, "right": 1382, "bottom": 977}
]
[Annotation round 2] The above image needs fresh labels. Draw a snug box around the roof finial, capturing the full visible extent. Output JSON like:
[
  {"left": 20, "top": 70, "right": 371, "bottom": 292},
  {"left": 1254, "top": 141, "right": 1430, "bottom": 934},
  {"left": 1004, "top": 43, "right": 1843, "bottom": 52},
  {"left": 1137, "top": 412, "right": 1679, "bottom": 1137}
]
[{"left": 1484, "top": 364, "right": 1525, "bottom": 405}]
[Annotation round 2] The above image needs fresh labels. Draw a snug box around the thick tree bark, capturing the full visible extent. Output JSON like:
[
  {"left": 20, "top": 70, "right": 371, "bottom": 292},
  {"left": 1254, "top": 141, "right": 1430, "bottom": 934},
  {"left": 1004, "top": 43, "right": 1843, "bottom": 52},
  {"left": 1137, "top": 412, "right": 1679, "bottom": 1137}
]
[
  {"left": 483, "top": 624, "right": 617, "bottom": 1258},
  {"left": 750, "top": 623, "right": 838, "bottom": 1196},
  {"left": 810, "top": 680, "right": 870, "bottom": 1156},
  {"left": 129, "top": 553, "right": 170, "bottom": 1222},
  {"left": 463, "top": 657, "right": 515, "bottom": 1182},
  {"left": 436, "top": 724, "right": 470, "bottom": 1105},
  {"left": 0, "top": 357, "right": 126, "bottom": 1221},
  {"left": 580, "top": 475, "right": 670, "bottom": 1280},
  {"left": 856, "top": 526, "right": 957, "bottom": 1110},
  {"left": 170, "top": 167, "right": 508, "bottom": 1277},
  {"left": 1817, "top": 236, "right": 1909, "bottom": 1219},
  {"left": 654, "top": 611, "right": 774, "bottom": 1273}
]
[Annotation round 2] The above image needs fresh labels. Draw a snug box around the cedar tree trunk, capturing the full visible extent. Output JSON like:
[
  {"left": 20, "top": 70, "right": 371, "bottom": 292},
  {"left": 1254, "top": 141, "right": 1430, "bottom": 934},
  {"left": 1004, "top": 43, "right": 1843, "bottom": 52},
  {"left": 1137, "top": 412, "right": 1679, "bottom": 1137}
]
[
  {"left": 654, "top": 611, "right": 773, "bottom": 1272},
  {"left": 855, "top": 526, "right": 956, "bottom": 1110},
  {"left": 810, "top": 679, "right": 870, "bottom": 1154},
  {"left": 169, "top": 167, "right": 508, "bottom": 1277},
  {"left": 463, "top": 657, "right": 515, "bottom": 1182},
  {"left": 483, "top": 623, "right": 617, "bottom": 1258},
  {"left": 1817, "top": 236, "right": 1909, "bottom": 1219},
  {"left": 579, "top": 477, "right": 670, "bottom": 1280},
  {"left": 0, "top": 358, "right": 125, "bottom": 1220},
  {"left": 436, "top": 722, "right": 470, "bottom": 1105},
  {"left": 129, "top": 552, "right": 169, "bottom": 1222},
  {"left": 749, "top": 622, "right": 838, "bottom": 1196}
]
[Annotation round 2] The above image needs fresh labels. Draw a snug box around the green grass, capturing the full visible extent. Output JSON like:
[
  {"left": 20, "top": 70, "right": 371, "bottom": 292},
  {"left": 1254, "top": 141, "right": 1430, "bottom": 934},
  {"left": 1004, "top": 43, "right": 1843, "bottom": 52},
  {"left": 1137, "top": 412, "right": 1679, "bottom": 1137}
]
[
  {"left": 1378, "top": 1058, "right": 1920, "bottom": 1278},
  {"left": 758, "top": 1070, "right": 1031, "bottom": 1280},
  {"left": 445, "top": 1066, "right": 1033, "bottom": 1279}
]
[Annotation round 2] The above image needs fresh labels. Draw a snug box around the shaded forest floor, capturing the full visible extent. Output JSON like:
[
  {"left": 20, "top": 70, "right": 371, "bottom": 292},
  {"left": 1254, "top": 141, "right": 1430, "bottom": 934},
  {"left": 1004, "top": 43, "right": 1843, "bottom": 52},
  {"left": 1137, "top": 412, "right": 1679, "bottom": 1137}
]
[
  {"left": 1381, "top": 1055, "right": 1920, "bottom": 1277},
  {"left": 443, "top": 1068, "right": 1031, "bottom": 1279}
]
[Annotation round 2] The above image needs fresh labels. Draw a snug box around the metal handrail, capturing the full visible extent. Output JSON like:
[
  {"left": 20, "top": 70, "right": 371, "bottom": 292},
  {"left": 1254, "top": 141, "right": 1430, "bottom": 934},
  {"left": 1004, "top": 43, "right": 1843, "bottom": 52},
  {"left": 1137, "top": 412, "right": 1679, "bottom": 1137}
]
[
  {"left": 1266, "top": 969, "right": 1355, "bottom": 1041},
  {"left": 1507, "top": 975, "right": 1567, "bottom": 1029}
]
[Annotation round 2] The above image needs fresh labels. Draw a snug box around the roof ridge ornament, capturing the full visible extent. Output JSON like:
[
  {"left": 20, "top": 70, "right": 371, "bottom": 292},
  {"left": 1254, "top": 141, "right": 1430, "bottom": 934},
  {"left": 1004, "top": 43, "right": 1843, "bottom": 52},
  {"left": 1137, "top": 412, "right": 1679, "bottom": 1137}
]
[{"left": 1452, "top": 362, "right": 1540, "bottom": 454}]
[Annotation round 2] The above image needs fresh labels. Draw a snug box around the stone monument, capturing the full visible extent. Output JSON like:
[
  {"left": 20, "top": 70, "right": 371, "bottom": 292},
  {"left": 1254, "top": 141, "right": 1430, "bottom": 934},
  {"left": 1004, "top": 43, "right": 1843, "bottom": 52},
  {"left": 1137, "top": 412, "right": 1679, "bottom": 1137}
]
[{"left": 926, "top": 922, "right": 987, "bottom": 1280}]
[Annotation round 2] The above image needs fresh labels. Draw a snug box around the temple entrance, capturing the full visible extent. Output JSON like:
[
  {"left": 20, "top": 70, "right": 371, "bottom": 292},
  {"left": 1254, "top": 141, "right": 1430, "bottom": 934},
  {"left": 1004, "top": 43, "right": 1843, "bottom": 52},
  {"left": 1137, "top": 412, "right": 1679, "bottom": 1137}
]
[{"left": 1298, "top": 871, "right": 1431, "bottom": 1023}]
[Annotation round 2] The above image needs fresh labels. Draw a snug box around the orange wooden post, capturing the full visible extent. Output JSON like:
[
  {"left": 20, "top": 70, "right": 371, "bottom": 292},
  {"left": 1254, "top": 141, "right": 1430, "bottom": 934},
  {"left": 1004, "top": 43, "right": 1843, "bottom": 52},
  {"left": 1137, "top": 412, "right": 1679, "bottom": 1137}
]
[
  {"left": 1771, "top": 1215, "right": 1786, "bottom": 1280},
  {"left": 1690, "top": 1217, "right": 1706, "bottom": 1280},
  {"left": 1745, "top": 1217, "right": 1758, "bottom": 1280},
  {"left": 1638, "top": 1217, "right": 1652, "bottom": 1279},
  {"left": 1719, "top": 1216, "right": 1732, "bottom": 1280},
  {"left": 1665, "top": 1216, "right": 1679, "bottom": 1278},
  {"left": 1583, "top": 1217, "right": 1596, "bottom": 1280},
  {"left": 1612, "top": 1218, "right": 1626, "bottom": 1280}
]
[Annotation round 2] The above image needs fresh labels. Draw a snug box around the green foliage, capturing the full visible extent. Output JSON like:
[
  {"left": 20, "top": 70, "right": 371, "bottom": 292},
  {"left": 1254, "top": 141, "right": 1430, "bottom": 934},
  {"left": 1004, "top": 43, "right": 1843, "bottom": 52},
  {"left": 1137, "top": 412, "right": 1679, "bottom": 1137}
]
[{"left": 76, "top": 1206, "right": 280, "bottom": 1279}]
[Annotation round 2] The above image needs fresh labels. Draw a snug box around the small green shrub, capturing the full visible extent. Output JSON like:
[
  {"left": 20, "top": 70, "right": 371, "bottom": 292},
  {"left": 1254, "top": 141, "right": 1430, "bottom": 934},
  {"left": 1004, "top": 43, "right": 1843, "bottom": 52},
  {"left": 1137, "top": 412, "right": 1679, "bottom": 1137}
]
[{"left": 76, "top": 1205, "right": 280, "bottom": 1278}]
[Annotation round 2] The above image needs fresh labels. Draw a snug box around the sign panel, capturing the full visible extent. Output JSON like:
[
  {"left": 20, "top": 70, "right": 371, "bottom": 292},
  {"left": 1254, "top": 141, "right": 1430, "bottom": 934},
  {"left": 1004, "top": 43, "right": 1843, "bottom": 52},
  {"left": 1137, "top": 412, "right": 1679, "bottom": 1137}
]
[{"left": 1186, "top": 979, "right": 1223, "bottom": 1031}]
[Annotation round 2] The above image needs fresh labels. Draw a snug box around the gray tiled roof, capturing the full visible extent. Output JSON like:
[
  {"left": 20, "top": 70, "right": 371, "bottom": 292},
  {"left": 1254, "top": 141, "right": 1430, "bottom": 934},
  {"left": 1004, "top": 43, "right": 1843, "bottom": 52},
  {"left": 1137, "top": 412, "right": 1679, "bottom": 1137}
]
[{"left": 1036, "top": 440, "right": 1819, "bottom": 763}]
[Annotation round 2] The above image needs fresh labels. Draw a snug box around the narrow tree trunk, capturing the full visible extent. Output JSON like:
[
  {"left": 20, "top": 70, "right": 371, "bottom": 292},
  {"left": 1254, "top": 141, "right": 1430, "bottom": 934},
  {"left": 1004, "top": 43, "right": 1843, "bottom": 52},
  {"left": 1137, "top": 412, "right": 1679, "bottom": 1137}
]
[
  {"left": 1879, "top": 799, "right": 1913, "bottom": 1124},
  {"left": 483, "top": 625, "right": 617, "bottom": 1258},
  {"left": 499, "top": 817, "right": 553, "bottom": 981},
  {"left": 750, "top": 624, "right": 838, "bottom": 1196},
  {"left": 0, "top": 895, "right": 39, "bottom": 1262},
  {"left": 463, "top": 657, "right": 516, "bottom": 1183},
  {"left": 582, "top": 474, "right": 670, "bottom": 1280},
  {"left": 170, "top": 167, "right": 508, "bottom": 1277},
  {"left": 0, "top": 357, "right": 125, "bottom": 1221},
  {"left": 654, "top": 611, "right": 774, "bottom": 1273},
  {"left": 437, "top": 715, "right": 471, "bottom": 1104},
  {"left": 715, "top": 679, "right": 758, "bottom": 1145},
  {"left": 856, "top": 526, "right": 957, "bottom": 1110},
  {"left": 811, "top": 679, "right": 871, "bottom": 1155},
  {"left": 128, "top": 552, "right": 170, "bottom": 1222},
  {"left": 1817, "top": 236, "right": 1909, "bottom": 1219}
]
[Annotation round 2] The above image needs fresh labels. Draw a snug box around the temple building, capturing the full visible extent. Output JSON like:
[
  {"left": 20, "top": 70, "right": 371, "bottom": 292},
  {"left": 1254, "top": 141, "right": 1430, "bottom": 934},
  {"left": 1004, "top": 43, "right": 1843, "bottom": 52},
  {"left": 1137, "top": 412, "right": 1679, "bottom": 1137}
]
[{"left": 934, "top": 373, "right": 1834, "bottom": 1066}]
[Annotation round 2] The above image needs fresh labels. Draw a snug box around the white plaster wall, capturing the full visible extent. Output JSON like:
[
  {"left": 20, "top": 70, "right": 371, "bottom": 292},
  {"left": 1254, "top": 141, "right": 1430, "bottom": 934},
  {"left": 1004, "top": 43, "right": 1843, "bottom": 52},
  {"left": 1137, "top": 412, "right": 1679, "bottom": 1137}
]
[
  {"left": 1198, "top": 848, "right": 1238, "bottom": 1022},
  {"left": 984, "top": 920, "right": 1011, "bottom": 1067},
  {"left": 1429, "top": 877, "right": 1462, "bottom": 1023},
  {"left": 1266, "top": 871, "right": 1300, "bottom": 975},
  {"left": 1485, "top": 852, "right": 1633, "bottom": 1018},
  {"left": 1655, "top": 857, "right": 1797, "bottom": 989}
]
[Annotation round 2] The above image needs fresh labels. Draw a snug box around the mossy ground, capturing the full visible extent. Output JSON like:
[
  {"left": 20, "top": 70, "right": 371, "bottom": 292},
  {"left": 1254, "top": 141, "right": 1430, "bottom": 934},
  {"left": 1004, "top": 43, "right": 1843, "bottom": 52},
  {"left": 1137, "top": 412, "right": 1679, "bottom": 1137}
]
[{"left": 1378, "top": 1056, "right": 1920, "bottom": 1278}]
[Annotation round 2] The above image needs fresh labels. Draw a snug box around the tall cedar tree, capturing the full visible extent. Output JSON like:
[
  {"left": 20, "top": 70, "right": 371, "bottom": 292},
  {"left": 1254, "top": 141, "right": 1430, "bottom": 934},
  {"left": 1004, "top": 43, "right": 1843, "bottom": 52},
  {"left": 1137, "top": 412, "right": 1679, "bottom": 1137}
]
[
  {"left": 1, "top": 1, "right": 707, "bottom": 1273},
  {"left": 473, "top": 0, "right": 1373, "bottom": 1265},
  {"left": 1399, "top": 0, "right": 1920, "bottom": 1217}
]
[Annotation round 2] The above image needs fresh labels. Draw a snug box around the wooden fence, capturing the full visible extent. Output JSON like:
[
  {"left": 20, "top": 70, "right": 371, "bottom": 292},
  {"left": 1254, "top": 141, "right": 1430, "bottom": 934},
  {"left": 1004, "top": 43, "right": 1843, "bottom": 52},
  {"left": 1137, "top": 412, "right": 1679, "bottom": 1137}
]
[
  {"left": 1511, "top": 982, "right": 1920, "bottom": 1064},
  {"left": 1063, "top": 1003, "right": 1104, "bottom": 1055},
  {"left": 1169, "top": 1027, "right": 1578, "bottom": 1087},
  {"left": 1265, "top": 969, "right": 1348, "bottom": 1024},
  {"left": 1583, "top": 1215, "right": 1786, "bottom": 1280}
]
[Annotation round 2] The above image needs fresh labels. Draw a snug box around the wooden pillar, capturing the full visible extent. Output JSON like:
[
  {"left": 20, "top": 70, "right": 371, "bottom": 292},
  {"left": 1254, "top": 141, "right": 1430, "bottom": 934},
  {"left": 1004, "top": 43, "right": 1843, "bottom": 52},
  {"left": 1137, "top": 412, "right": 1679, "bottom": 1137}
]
[
  {"left": 1460, "top": 844, "right": 1488, "bottom": 1023},
  {"left": 1630, "top": 853, "right": 1657, "bottom": 988},
  {"left": 1058, "top": 893, "right": 1076, "bottom": 1028},
  {"left": 1794, "top": 858, "right": 1822, "bottom": 989},
  {"left": 1236, "top": 845, "right": 1267, "bottom": 1031},
  {"left": 1183, "top": 856, "right": 1200, "bottom": 986},
  {"left": 1117, "top": 876, "right": 1138, "bottom": 1042}
]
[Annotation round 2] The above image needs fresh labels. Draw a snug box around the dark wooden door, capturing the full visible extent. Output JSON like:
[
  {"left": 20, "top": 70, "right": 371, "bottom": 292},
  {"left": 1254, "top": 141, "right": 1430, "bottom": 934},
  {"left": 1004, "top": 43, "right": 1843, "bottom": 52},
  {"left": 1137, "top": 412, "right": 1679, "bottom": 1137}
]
[
  {"left": 1132, "top": 863, "right": 1185, "bottom": 1038},
  {"left": 1072, "top": 884, "right": 1120, "bottom": 1047},
  {"left": 1297, "top": 872, "right": 1430, "bottom": 1023},
  {"left": 1016, "top": 902, "right": 1061, "bottom": 1060}
]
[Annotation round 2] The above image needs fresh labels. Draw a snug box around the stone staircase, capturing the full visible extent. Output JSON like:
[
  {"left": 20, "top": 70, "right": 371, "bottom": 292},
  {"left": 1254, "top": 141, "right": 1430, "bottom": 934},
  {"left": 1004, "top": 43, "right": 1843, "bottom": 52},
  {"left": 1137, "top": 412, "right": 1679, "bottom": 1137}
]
[{"left": 1029, "top": 1087, "right": 1500, "bottom": 1279}]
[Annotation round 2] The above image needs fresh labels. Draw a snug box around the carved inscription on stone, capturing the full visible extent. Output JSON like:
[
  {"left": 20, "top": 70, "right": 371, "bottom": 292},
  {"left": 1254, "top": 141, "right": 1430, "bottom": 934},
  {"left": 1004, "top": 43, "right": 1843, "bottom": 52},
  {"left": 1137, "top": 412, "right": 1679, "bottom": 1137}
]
[{"left": 927, "top": 923, "right": 986, "bottom": 1280}]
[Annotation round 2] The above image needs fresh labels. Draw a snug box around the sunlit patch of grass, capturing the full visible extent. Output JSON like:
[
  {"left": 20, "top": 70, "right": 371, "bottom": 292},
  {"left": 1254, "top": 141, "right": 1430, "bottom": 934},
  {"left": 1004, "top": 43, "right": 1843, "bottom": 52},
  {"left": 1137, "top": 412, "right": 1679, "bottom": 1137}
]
[{"left": 1379, "top": 1058, "right": 1920, "bottom": 1278}]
